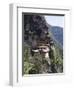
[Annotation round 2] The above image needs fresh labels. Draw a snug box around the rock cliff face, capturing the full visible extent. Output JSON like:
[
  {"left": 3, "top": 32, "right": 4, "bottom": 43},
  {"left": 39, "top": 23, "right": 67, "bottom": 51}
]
[
  {"left": 23, "top": 14, "right": 63, "bottom": 74},
  {"left": 24, "top": 15, "right": 49, "bottom": 42}
]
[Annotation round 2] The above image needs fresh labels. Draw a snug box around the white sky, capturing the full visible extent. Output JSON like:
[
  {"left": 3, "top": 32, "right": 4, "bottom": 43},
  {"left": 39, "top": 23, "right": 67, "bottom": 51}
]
[{"left": 45, "top": 15, "right": 64, "bottom": 28}]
